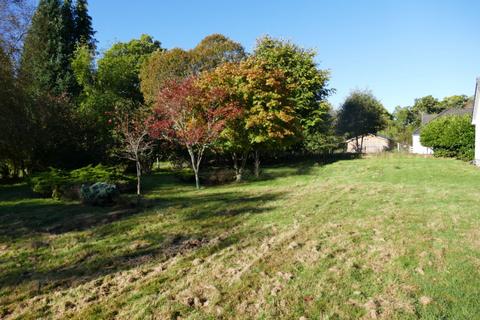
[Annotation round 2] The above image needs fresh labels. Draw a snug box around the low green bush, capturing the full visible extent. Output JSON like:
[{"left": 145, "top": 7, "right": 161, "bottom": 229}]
[
  {"left": 420, "top": 114, "right": 474, "bottom": 161},
  {"left": 29, "top": 168, "right": 68, "bottom": 197},
  {"left": 80, "top": 182, "right": 119, "bottom": 206},
  {"left": 30, "top": 164, "right": 135, "bottom": 199}
]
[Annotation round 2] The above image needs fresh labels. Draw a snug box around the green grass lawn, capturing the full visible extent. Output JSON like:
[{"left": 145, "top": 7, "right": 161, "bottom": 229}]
[{"left": 1, "top": 154, "right": 480, "bottom": 319}]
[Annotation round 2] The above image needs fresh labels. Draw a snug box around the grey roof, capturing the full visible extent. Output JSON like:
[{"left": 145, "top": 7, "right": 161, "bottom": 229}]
[
  {"left": 421, "top": 113, "right": 437, "bottom": 125},
  {"left": 413, "top": 107, "right": 473, "bottom": 134}
]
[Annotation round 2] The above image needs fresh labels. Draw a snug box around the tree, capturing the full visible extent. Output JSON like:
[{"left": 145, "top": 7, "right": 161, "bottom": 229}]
[
  {"left": 140, "top": 48, "right": 191, "bottom": 104},
  {"left": 20, "top": 0, "right": 67, "bottom": 95},
  {"left": 336, "top": 90, "right": 388, "bottom": 152},
  {"left": 71, "top": 42, "right": 95, "bottom": 90},
  {"left": 151, "top": 76, "right": 241, "bottom": 189},
  {"left": 410, "top": 95, "right": 470, "bottom": 127},
  {"left": 112, "top": 109, "right": 154, "bottom": 197},
  {"left": 140, "top": 34, "right": 246, "bottom": 105},
  {"left": 61, "top": 0, "right": 75, "bottom": 55},
  {"left": 96, "top": 34, "right": 162, "bottom": 108},
  {"left": 74, "top": 0, "right": 95, "bottom": 49},
  {"left": 439, "top": 95, "right": 470, "bottom": 110},
  {"left": 412, "top": 95, "right": 442, "bottom": 116},
  {"left": 379, "top": 106, "right": 416, "bottom": 145},
  {"left": 303, "top": 102, "right": 341, "bottom": 154},
  {"left": 0, "top": 0, "right": 34, "bottom": 61},
  {"left": 253, "top": 36, "right": 333, "bottom": 136},
  {"left": 420, "top": 114, "right": 474, "bottom": 161},
  {"left": 0, "top": 45, "right": 33, "bottom": 177},
  {"left": 199, "top": 57, "right": 301, "bottom": 179},
  {"left": 191, "top": 33, "right": 246, "bottom": 73}
]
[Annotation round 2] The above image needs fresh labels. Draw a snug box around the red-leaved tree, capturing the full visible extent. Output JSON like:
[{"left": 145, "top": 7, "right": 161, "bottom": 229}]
[{"left": 150, "top": 76, "right": 240, "bottom": 189}]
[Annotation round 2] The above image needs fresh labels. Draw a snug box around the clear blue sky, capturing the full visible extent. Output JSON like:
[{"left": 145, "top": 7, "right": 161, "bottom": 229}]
[{"left": 88, "top": 0, "right": 480, "bottom": 111}]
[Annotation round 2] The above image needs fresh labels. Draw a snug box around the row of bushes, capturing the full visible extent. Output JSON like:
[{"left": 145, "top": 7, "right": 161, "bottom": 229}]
[
  {"left": 29, "top": 164, "right": 135, "bottom": 201},
  {"left": 420, "top": 114, "right": 474, "bottom": 161}
]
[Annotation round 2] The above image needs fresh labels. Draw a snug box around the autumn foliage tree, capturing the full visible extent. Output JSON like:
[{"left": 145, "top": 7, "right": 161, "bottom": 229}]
[
  {"left": 150, "top": 76, "right": 241, "bottom": 189},
  {"left": 199, "top": 57, "right": 301, "bottom": 179}
]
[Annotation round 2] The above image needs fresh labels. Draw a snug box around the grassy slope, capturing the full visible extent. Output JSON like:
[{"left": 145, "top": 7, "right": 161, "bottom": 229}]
[{"left": 1, "top": 154, "right": 480, "bottom": 319}]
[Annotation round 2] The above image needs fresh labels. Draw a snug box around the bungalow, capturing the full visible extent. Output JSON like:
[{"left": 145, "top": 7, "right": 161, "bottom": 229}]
[
  {"left": 472, "top": 78, "right": 480, "bottom": 165},
  {"left": 346, "top": 134, "right": 394, "bottom": 153},
  {"left": 412, "top": 107, "right": 473, "bottom": 155}
]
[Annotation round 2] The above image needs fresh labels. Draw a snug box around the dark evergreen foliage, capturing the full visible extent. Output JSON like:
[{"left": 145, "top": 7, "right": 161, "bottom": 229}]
[{"left": 74, "top": 0, "right": 95, "bottom": 49}]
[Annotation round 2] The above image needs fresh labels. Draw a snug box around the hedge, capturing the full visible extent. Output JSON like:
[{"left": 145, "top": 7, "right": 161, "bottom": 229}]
[{"left": 420, "top": 114, "right": 474, "bottom": 161}]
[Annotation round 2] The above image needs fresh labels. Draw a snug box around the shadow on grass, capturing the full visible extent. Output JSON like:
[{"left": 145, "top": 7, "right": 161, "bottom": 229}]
[
  {"left": 0, "top": 176, "right": 282, "bottom": 302},
  {"left": 0, "top": 183, "right": 35, "bottom": 202},
  {"left": 240, "top": 153, "right": 363, "bottom": 183},
  {"left": 0, "top": 199, "right": 137, "bottom": 240},
  {"left": 0, "top": 172, "right": 189, "bottom": 240}
]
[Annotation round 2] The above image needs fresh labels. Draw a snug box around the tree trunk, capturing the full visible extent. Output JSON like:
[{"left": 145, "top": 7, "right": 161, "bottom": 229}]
[
  {"left": 360, "top": 135, "right": 365, "bottom": 153},
  {"left": 136, "top": 160, "right": 142, "bottom": 196},
  {"left": 194, "top": 169, "right": 200, "bottom": 189},
  {"left": 233, "top": 152, "right": 248, "bottom": 182},
  {"left": 188, "top": 147, "right": 201, "bottom": 189},
  {"left": 355, "top": 136, "right": 360, "bottom": 153},
  {"left": 254, "top": 150, "right": 260, "bottom": 178},
  {"left": 232, "top": 153, "right": 240, "bottom": 182}
]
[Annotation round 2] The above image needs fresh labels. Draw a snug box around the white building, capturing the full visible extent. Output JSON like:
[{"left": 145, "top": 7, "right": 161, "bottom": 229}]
[
  {"left": 472, "top": 78, "right": 480, "bottom": 165},
  {"left": 412, "top": 114, "right": 435, "bottom": 155}
]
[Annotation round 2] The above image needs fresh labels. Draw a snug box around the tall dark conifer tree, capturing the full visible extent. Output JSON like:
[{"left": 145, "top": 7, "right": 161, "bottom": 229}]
[
  {"left": 60, "top": 0, "right": 78, "bottom": 97},
  {"left": 74, "top": 0, "right": 95, "bottom": 50},
  {"left": 20, "top": 0, "right": 65, "bottom": 95},
  {"left": 61, "top": 0, "right": 75, "bottom": 56}
]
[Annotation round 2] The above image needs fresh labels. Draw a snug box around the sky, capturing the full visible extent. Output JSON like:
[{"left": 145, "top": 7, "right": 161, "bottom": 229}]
[{"left": 88, "top": 0, "right": 480, "bottom": 111}]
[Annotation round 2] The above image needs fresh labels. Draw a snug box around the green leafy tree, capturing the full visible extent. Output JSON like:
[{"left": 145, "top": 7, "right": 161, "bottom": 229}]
[
  {"left": 337, "top": 90, "right": 388, "bottom": 152},
  {"left": 379, "top": 106, "right": 416, "bottom": 145},
  {"left": 96, "top": 34, "right": 162, "bottom": 108},
  {"left": 420, "top": 114, "right": 474, "bottom": 161},
  {"left": 439, "top": 95, "right": 470, "bottom": 110},
  {"left": 71, "top": 43, "right": 95, "bottom": 90},
  {"left": 71, "top": 36, "right": 162, "bottom": 165},
  {"left": 191, "top": 33, "right": 246, "bottom": 73},
  {"left": 412, "top": 95, "right": 442, "bottom": 117},
  {"left": 0, "top": 46, "right": 33, "bottom": 177}
]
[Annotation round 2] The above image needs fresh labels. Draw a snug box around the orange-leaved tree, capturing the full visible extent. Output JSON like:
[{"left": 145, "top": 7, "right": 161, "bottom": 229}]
[{"left": 199, "top": 57, "right": 301, "bottom": 179}]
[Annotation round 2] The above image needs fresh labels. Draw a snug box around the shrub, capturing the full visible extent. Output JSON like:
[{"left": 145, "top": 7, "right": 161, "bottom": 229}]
[
  {"left": 30, "top": 168, "right": 68, "bottom": 197},
  {"left": 30, "top": 165, "right": 134, "bottom": 200},
  {"left": 420, "top": 114, "right": 474, "bottom": 161},
  {"left": 80, "top": 182, "right": 119, "bottom": 206}
]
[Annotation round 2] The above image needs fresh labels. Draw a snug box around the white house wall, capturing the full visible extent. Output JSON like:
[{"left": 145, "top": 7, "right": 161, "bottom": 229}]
[
  {"left": 412, "top": 133, "right": 433, "bottom": 155},
  {"left": 473, "top": 78, "right": 480, "bottom": 165}
]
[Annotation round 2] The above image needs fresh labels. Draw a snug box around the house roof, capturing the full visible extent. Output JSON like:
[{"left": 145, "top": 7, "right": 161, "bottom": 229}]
[
  {"left": 413, "top": 107, "right": 474, "bottom": 134},
  {"left": 472, "top": 78, "right": 480, "bottom": 125}
]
